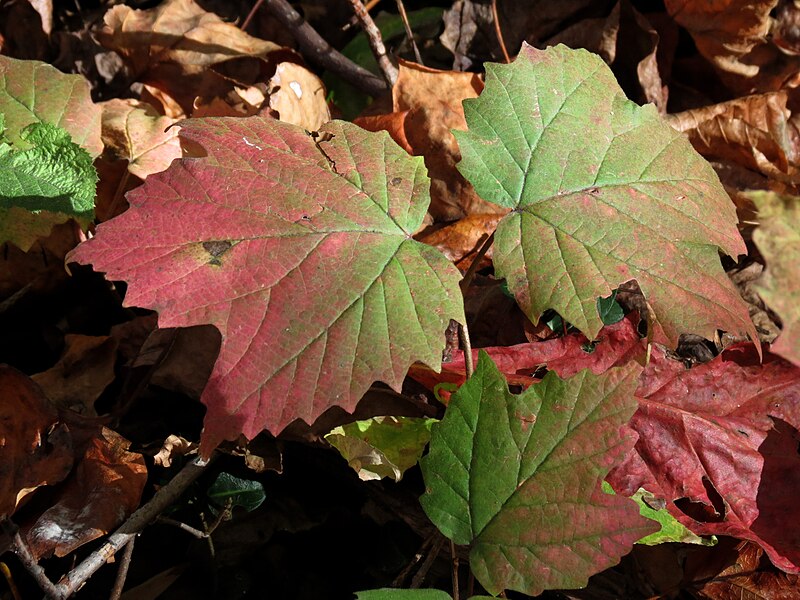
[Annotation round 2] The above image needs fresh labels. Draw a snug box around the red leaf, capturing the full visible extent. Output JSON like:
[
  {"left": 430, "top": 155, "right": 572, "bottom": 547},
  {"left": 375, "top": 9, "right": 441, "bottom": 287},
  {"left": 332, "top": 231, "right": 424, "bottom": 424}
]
[
  {"left": 607, "top": 343, "right": 800, "bottom": 573},
  {"left": 408, "top": 312, "right": 644, "bottom": 397},
  {"left": 69, "top": 116, "right": 464, "bottom": 453}
]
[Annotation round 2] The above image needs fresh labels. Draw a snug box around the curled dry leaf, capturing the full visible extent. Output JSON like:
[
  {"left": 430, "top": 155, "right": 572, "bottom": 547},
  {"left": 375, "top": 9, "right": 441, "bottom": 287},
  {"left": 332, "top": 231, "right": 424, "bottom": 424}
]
[
  {"left": 356, "top": 59, "right": 506, "bottom": 221},
  {"left": 100, "top": 98, "right": 182, "bottom": 179},
  {"left": 31, "top": 334, "right": 118, "bottom": 415},
  {"left": 268, "top": 62, "right": 330, "bottom": 132},
  {"left": 97, "top": 0, "right": 280, "bottom": 114},
  {"left": 25, "top": 426, "right": 146, "bottom": 560},
  {"left": 667, "top": 91, "right": 800, "bottom": 184},
  {"left": 0, "top": 366, "right": 73, "bottom": 518},
  {"left": 664, "top": 0, "right": 800, "bottom": 92}
]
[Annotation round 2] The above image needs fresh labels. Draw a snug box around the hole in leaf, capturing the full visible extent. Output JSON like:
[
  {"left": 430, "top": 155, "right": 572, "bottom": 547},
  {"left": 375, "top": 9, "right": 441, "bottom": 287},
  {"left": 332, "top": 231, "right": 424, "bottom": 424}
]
[{"left": 674, "top": 476, "right": 726, "bottom": 523}]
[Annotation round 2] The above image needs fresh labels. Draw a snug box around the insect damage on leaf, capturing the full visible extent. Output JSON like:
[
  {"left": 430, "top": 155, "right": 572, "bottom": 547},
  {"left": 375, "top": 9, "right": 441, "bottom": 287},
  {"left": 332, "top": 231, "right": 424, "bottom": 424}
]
[{"left": 202, "top": 240, "right": 236, "bottom": 266}]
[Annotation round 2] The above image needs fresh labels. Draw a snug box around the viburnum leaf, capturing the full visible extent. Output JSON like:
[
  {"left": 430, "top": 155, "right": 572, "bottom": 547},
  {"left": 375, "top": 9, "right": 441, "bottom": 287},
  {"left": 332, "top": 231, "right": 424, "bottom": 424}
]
[
  {"left": 68, "top": 116, "right": 464, "bottom": 453},
  {"left": 419, "top": 352, "right": 655, "bottom": 596},
  {"left": 0, "top": 55, "right": 102, "bottom": 158},
  {"left": 455, "top": 44, "right": 756, "bottom": 346},
  {"left": 0, "top": 119, "right": 97, "bottom": 250},
  {"left": 748, "top": 191, "right": 800, "bottom": 366}
]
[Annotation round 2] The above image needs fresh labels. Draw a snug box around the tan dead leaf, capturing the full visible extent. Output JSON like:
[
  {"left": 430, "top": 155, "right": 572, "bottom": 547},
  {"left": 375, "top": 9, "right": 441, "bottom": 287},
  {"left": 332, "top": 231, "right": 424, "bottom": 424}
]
[
  {"left": 667, "top": 91, "right": 800, "bottom": 183},
  {"left": 98, "top": 0, "right": 281, "bottom": 114},
  {"left": 356, "top": 60, "right": 506, "bottom": 220},
  {"left": 417, "top": 213, "right": 503, "bottom": 271},
  {"left": 0, "top": 366, "right": 73, "bottom": 518},
  {"left": 153, "top": 435, "right": 196, "bottom": 468},
  {"left": 100, "top": 99, "right": 182, "bottom": 179},
  {"left": 26, "top": 425, "right": 146, "bottom": 560},
  {"left": 32, "top": 334, "right": 119, "bottom": 415},
  {"left": 268, "top": 62, "right": 330, "bottom": 131}
]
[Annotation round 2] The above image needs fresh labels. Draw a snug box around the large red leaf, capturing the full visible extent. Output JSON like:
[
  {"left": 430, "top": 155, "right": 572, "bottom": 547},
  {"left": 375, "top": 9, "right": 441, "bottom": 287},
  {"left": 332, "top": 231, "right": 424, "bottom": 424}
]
[
  {"left": 607, "top": 343, "right": 800, "bottom": 573},
  {"left": 68, "top": 116, "right": 464, "bottom": 452}
]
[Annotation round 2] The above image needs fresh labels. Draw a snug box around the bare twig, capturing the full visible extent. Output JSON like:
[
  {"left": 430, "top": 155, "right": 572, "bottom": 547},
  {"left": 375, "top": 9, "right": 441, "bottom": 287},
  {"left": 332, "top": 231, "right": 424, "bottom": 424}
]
[
  {"left": 39, "top": 455, "right": 215, "bottom": 599},
  {"left": 342, "top": 0, "right": 381, "bottom": 31},
  {"left": 395, "top": 0, "right": 423, "bottom": 64},
  {"left": 348, "top": 0, "right": 398, "bottom": 86},
  {"left": 155, "top": 516, "right": 208, "bottom": 540},
  {"left": 459, "top": 322, "right": 474, "bottom": 379},
  {"left": 459, "top": 231, "right": 494, "bottom": 292},
  {"left": 491, "top": 0, "right": 511, "bottom": 63},
  {"left": 410, "top": 534, "right": 446, "bottom": 588},
  {"left": 108, "top": 538, "right": 135, "bottom": 600},
  {"left": 8, "top": 531, "right": 62, "bottom": 599},
  {"left": 245, "top": 0, "right": 389, "bottom": 96},
  {"left": 450, "top": 539, "right": 460, "bottom": 600}
]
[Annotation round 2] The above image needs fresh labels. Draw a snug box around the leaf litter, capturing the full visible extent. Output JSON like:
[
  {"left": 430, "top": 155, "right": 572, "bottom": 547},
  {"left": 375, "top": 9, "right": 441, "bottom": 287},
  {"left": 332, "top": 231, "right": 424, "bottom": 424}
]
[{"left": 1, "top": 0, "right": 800, "bottom": 597}]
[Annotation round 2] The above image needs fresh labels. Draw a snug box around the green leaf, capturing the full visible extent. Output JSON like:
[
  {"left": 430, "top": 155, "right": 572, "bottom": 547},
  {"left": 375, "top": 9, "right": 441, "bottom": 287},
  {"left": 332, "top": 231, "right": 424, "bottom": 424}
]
[
  {"left": 454, "top": 44, "right": 755, "bottom": 347},
  {"left": 207, "top": 472, "right": 266, "bottom": 513},
  {"left": 0, "top": 120, "right": 97, "bottom": 250},
  {"left": 325, "top": 416, "right": 436, "bottom": 481},
  {"left": 420, "top": 351, "right": 655, "bottom": 596},
  {"left": 597, "top": 290, "right": 624, "bottom": 325}
]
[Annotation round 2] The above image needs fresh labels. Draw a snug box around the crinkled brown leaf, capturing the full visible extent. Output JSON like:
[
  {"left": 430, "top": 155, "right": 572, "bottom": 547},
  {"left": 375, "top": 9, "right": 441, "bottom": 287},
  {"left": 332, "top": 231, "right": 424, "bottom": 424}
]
[
  {"left": 667, "top": 91, "right": 800, "bottom": 184},
  {"left": 25, "top": 425, "right": 146, "bottom": 560},
  {"left": 0, "top": 366, "right": 73, "bottom": 518},
  {"left": 97, "top": 0, "right": 281, "bottom": 114},
  {"left": 267, "top": 62, "right": 330, "bottom": 132}
]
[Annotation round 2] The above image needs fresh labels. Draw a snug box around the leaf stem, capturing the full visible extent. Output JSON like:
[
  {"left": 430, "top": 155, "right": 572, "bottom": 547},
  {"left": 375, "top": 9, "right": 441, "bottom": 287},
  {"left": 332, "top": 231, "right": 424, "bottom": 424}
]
[
  {"left": 459, "top": 322, "right": 474, "bottom": 380},
  {"left": 460, "top": 231, "right": 494, "bottom": 292}
]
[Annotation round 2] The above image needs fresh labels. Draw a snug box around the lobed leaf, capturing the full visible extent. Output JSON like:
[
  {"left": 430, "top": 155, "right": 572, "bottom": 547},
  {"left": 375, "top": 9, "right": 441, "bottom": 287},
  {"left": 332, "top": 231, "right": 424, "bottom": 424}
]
[
  {"left": 455, "top": 44, "right": 756, "bottom": 347},
  {"left": 68, "top": 116, "right": 464, "bottom": 453},
  {"left": 420, "top": 352, "right": 655, "bottom": 596}
]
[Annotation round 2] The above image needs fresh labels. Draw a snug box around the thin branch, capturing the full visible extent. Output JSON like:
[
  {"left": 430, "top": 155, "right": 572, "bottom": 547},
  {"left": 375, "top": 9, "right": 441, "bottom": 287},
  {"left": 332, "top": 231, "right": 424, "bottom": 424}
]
[
  {"left": 251, "top": 0, "right": 389, "bottom": 96},
  {"left": 53, "top": 455, "right": 214, "bottom": 598},
  {"left": 155, "top": 516, "right": 208, "bottom": 540},
  {"left": 342, "top": 0, "right": 381, "bottom": 31},
  {"left": 108, "top": 538, "right": 135, "bottom": 600},
  {"left": 459, "top": 322, "right": 474, "bottom": 380},
  {"left": 491, "top": 0, "right": 511, "bottom": 63},
  {"left": 459, "top": 231, "right": 494, "bottom": 292},
  {"left": 410, "top": 534, "right": 445, "bottom": 588},
  {"left": 450, "top": 539, "right": 460, "bottom": 600},
  {"left": 395, "top": 0, "right": 423, "bottom": 64},
  {"left": 8, "top": 531, "right": 62, "bottom": 599},
  {"left": 348, "top": 0, "right": 398, "bottom": 86}
]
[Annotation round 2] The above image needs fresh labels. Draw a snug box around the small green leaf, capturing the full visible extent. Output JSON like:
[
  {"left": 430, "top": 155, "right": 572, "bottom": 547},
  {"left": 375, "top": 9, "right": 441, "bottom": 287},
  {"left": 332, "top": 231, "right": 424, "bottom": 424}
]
[
  {"left": 0, "top": 120, "right": 97, "bottom": 250},
  {"left": 325, "top": 416, "right": 436, "bottom": 481},
  {"left": 420, "top": 352, "right": 655, "bottom": 596},
  {"left": 602, "top": 482, "right": 716, "bottom": 546},
  {"left": 597, "top": 290, "right": 624, "bottom": 325},
  {"left": 207, "top": 472, "right": 266, "bottom": 513}
]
